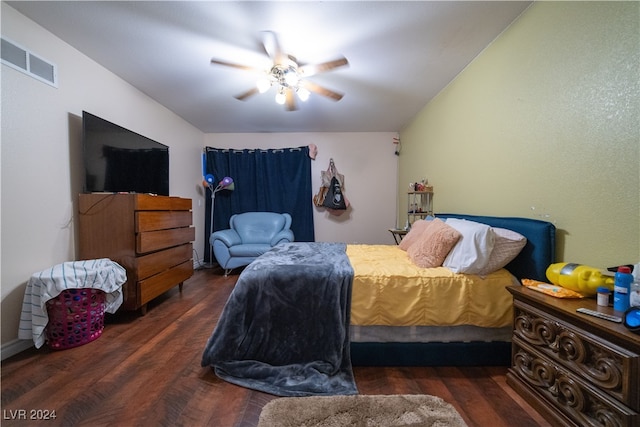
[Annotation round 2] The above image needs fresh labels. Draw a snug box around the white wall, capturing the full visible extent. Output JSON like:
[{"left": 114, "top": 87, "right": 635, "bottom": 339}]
[
  {"left": 1, "top": 4, "right": 205, "bottom": 355},
  {"left": 203, "top": 133, "right": 399, "bottom": 244}
]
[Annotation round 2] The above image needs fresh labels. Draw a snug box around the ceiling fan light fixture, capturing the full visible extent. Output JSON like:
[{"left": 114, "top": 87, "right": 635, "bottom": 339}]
[
  {"left": 275, "top": 88, "right": 286, "bottom": 105},
  {"left": 284, "top": 68, "right": 300, "bottom": 87},
  {"left": 210, "top": 31, "right": 348, "bottom": 110},
  {"left": 297, "top": 87, "right": 310, "bottom": 102}
]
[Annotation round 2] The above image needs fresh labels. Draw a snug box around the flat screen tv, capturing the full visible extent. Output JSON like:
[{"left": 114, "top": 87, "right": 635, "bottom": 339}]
[{"left": 82, "top": 111, "right": 169, "bottom": 195}]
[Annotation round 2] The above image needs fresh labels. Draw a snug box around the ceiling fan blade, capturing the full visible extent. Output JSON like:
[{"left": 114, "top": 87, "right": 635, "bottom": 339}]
[
  {"left": 299, "top": 57, "right": 349, "bottom": 77},
  {"left": 210, "top": 59, "right": 259, "bottom": 73},
  {"left": 261, "top": 31, "right": 286, "bottom": 64},
  {"left": 234, "top": 87, "right": 259, "bottom": 101},
  {"left": 285, "top": 88, "right": 298, "bottom": 111},
  {"left": 299, "top": 80, "right": 344, "bottom": 101}
]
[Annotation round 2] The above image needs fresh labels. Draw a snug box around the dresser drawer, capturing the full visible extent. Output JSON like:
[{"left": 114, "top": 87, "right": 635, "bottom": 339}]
[
  {"left": 512, "top": 339, "right": 638, "bottom": 427},
  {"left": 135, "top": 211, "right": 192, "bottom": 232},
  {"left": 513, "top": 299, "right": 639, "bottom": 410},
  {"left": 134, "top": 194, "right": 192, "bottom": 211},
  {"left": 136, "top": 227, "right": 195, "bottom": 254},
  {"left": 136, "top": 243, "right": 192, "bottom": 280},
  {"left": 139, "top": 259, "right": 193, "bottom": 305}
]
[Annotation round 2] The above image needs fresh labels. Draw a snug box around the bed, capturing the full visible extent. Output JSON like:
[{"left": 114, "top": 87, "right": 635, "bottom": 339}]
[
  {"left": 350, "top": 213, "right": 556, "bottom": 367},
  {"left": 201, "top": 214, "right": 556, "bottom": 396}
]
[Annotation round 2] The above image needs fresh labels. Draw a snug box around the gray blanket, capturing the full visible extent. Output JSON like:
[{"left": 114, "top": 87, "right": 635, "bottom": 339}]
[{"left": 201, "top": 242, "right": 358, "bottom": 397}]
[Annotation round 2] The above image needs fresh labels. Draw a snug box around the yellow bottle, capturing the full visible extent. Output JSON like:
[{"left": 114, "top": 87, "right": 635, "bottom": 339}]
[{"left": 545, "top": 263, "right": 614, "bottom": 296}]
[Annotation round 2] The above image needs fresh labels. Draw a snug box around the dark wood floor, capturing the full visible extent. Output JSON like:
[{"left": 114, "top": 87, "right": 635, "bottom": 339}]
[{"left": 2, "top": 268, "right": 551, "bottom": 427}]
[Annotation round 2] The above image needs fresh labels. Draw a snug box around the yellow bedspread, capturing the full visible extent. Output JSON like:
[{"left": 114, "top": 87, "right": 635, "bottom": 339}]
[{"left": 346, "top": 245, "right": 515, "bottom": 328}]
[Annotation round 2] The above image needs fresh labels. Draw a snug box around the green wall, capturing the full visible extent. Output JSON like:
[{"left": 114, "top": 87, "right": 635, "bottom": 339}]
[{"left": 399, "top": 1, "right": 639, "bottom": 267}]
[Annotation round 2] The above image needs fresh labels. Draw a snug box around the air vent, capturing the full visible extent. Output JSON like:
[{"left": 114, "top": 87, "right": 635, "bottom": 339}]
[{"left": 1, "top": 37, "right": 57, "bottom": 87}]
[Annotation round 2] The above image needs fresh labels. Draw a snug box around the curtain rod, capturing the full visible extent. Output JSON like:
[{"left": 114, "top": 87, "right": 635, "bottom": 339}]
[{"left": 206, "top": 147, "right": 304, "bottom": 154}]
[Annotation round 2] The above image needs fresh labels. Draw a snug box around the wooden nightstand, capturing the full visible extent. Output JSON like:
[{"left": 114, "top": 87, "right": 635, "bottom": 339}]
[{"left": 507, "top": 285, "right": 639, "bottom": 427}]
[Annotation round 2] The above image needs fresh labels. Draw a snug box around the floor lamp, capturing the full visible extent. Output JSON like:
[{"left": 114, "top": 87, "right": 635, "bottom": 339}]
[{"left": 204, "top": 174, "right": 234, "bottom": 266}]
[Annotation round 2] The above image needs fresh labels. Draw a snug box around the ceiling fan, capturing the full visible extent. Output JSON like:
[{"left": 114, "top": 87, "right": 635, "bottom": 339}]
[{"left": 210, "top": 31, "right": 349, "bottom": 111}]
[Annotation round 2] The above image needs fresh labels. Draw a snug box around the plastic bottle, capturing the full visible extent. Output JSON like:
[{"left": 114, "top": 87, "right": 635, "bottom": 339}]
[
  {"left": 596, "top": 287, "right": 610, "bottom": 306},
  {"left": 630, "top": 278, "right": 640, "bottom": 308},
  {"left": 613, "top": 266, "right": 633, "bottom": 312}
]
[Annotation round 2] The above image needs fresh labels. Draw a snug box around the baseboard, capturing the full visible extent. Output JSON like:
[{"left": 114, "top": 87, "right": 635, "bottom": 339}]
[{"left": 1, "top": 339, "right": 33, "bottom": 361}]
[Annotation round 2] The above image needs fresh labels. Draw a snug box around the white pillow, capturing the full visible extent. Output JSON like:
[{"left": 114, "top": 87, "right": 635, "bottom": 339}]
[
  {"left": 443, "top": 219, "right": 495, "bottom": 274},
  {"left": 477, "top": 228, "right": 527, "bottom": 275}
]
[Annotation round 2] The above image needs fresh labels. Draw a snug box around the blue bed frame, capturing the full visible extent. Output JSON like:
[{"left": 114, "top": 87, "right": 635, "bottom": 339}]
[{"left": 350, "top": 213, "right": 556, "bottom": 367}]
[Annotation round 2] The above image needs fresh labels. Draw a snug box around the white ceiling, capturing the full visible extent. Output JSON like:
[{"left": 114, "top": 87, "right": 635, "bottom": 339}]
[{"left": 8, "top": 1, "right": 531, "bottom": 133}]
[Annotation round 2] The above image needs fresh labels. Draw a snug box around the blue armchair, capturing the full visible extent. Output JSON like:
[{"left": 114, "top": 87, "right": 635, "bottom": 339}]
[{"left": 210, "top": 212, "right": 294, "bottom": 275}]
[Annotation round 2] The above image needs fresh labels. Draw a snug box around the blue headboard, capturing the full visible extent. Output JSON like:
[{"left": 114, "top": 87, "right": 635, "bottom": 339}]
[{"left": 436, "top": 214, "right": 556, "bottom": 282}]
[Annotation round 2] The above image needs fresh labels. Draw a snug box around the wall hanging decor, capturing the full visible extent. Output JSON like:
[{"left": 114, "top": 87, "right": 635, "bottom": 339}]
[{"left": 314, "top": 158, "right": 349, "bottom": 215}]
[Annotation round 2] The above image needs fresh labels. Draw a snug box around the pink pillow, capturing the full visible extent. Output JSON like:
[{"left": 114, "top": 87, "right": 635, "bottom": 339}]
[
  {"left": 398, "top": 219, "right": 432, "bottom": 251},
  {"left": 407, "top": 218, "right": 461, "bottom": 268}
]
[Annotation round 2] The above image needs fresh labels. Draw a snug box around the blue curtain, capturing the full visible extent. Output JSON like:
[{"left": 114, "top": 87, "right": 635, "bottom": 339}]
[{"left": 204, "top": 146, "right": 315, "bottom": 262}]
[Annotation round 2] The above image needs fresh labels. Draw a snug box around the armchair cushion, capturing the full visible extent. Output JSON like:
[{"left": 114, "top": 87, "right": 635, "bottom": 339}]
[
  {"left": 211, "top": 229, "right": 242, "bottom": 248},
  {"left": 211, "top": 212, "right": 294, "bottom": 272}
]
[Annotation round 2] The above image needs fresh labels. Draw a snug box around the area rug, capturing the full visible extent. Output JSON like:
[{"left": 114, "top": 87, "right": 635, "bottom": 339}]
[{"left": 257, "top": 394, "right": 468, "bottom": 427}]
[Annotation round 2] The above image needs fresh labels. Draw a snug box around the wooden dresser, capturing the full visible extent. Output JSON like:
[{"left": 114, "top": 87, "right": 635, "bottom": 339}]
[
  {"left": 78, "top": 193, "right": 195, "bottom": 314},
  {"left": 507, "top": 286, "right": 639, "bottom": 427}
]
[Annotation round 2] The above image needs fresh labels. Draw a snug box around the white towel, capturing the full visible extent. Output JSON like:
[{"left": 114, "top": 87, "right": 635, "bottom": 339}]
[{"left": 18, "top": 259, "right": 127, "bottom": 348}]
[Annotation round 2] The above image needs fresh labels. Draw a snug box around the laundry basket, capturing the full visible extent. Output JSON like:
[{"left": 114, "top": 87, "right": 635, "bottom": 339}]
[{"left": 45, "top": 288, "right": 106, "bottom": 350}]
